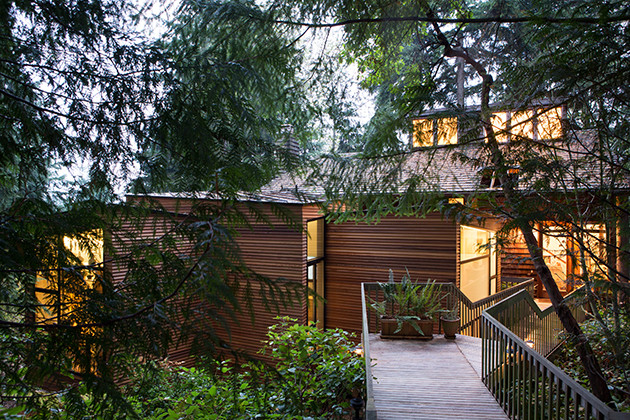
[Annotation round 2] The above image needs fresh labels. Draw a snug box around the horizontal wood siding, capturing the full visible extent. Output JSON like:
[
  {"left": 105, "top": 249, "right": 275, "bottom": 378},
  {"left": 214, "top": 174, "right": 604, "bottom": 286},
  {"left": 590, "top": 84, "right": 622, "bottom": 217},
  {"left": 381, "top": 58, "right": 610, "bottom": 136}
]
[
  {"left": 110, "top": 198, "right": 306, "bottom": 365},
  {"left": 325, "top": 213, "right": 457, "bottom": 335},
  {"left": 501, "top": 237, "right": 536, "bottom": 279},
  {"left": 223, "top": 210, "right": 305, "bottom": 362}
]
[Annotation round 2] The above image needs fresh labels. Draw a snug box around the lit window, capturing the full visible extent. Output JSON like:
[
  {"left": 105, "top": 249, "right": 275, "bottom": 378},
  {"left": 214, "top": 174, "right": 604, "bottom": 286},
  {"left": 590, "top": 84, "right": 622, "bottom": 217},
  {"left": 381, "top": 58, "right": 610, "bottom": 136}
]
[
  {"left": 437, "top": 117, "right": 458, "bottom": 145},
  {"left": 536, "top": 107, "right": 563, "bottom": 139},
  {"left": 461, "top": 226, "right": 490, "bottom": 261},
  {"left": 489, "top": 112, "right": 509, "bottom": 143},
  {"left": 307, "top": 218, "right": 325, "bottom": 327},
  {"left": 511, "top": 110, "right": 534, "bottom": 140},
  {"left": 412, "top": 118, "right": 434, "bottom": 147},
  {"left": 460, "top": 226, "right": 497, "bottom": 301},
  {"left": 35, "top": 231, "right": 103, "bottom": 324}
]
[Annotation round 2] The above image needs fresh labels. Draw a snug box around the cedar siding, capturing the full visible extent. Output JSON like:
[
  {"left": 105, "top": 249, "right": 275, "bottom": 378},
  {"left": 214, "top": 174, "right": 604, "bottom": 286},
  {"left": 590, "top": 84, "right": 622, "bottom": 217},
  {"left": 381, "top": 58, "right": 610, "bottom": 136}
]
[
  {"left": 112, "top": 196, "right": 307, "bottom": 364},
  {"left": 324, "top": 213, "right": 457, "bottom": 335}
]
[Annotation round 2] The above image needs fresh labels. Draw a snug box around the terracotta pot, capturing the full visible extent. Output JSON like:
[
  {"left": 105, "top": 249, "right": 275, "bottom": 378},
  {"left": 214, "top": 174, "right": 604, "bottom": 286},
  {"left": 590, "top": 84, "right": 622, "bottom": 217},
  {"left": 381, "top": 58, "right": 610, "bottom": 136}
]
[
  {"left": 380, "top": 317, "right": 433, "bottom": 340},
  {"left": 441, "top": 317, "right": 460, "bottom": 339}
]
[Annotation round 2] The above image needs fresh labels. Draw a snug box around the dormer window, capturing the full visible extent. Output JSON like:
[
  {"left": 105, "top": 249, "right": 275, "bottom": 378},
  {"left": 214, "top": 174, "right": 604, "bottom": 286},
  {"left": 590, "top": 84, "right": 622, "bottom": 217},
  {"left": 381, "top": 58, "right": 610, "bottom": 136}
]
[
  {"left": 412, "top": 117, "right": 458, "bottom": 147},
  {"left": 479, "top": 168, "right": 501, "bottom": 189},
  {"left": 479, "top": 167, "right": 520, "bottom": 189},
  {"left": 412, "top": 105, "right": 564, "bottom": 149},
  {"left": 486, "top": 106, "right": 564, "bottom": 142}
]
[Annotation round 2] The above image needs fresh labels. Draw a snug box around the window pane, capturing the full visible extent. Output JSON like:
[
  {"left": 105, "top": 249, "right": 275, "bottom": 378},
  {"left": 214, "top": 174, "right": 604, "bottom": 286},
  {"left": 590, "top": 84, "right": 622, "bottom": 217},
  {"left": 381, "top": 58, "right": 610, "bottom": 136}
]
[
  {"left": 490, "top": 232, "right": 496, "bottom": 277},
  {"left": 489, "top": 112, "right": 509, "bottom": 143},
  {"left": 412, "top": 118, "right": 434, "bottom": 147},
  {"left": 512, "top": 110, "right": 534, "bottom": 140},
  {"left": 543, "top": 230, "right": 568, "bottom": 290},
  {"left": 437, "top": 117, "right": 458, "bottom": 145},
  {"left": 307, "top": 219, "right": 324, "bottom": 260},
  {"left": 461, "top": 226, "right": 490, "bottom": 261},
  {"left": 578, "top": 224, "right": 606, "bottom": 279},
  {"left": 536, "top": 107, "right": 563, "bottom": 139},
  {"left": 460, "top": 258, "right": 490, "bottom": 301}
]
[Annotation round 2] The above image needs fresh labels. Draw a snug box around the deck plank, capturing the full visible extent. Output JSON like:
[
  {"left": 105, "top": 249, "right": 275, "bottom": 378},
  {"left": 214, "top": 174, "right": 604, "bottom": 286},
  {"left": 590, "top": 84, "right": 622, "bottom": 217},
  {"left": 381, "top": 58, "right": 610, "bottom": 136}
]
[{"left": 369, "top": 334, "right": 508, "bottom": 420}]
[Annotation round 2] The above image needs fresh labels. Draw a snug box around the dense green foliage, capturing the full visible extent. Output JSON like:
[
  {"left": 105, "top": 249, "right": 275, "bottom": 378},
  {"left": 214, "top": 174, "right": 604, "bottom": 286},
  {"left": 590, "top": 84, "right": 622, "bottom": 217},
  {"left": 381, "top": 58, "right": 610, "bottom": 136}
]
[
  {"left": 555, "top": 308, "right": 630, "bottom": 411},
  {"left": 0, "top": 0, "right": 314, "bottom": 415},
  {"left": 127, "top": 319, "right": 364, "bottom": 419},
  {"left": 0, "top": 319, "right": 364, "bottom": 418}
]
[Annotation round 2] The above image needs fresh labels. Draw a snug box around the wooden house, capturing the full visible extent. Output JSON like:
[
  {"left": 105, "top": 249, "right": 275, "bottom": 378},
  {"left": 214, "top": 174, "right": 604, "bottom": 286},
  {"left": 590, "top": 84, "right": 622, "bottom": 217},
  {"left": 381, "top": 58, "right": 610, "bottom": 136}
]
[{"left": 37, "top": 104, "right": 623, "bottom": 367}]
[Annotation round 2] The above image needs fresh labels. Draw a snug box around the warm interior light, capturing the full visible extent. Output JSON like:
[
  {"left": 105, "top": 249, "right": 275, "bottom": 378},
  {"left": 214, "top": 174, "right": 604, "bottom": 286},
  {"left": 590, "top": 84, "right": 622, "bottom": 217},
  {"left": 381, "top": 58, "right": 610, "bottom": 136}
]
[
  {"left": 412, "top": 118, "right": 434, "bottom": 147},
  {"left": 525, "top": 340, "right": 534, "bottom": 349},
  {"left": 353, "top": 346, "right": 364, "bottom": 357},
  {"left": 436, "top": 117, "right": 458, "bottom": 145},
  {"left": 449, "top": 197, "right": 464, "bottom": 205}
]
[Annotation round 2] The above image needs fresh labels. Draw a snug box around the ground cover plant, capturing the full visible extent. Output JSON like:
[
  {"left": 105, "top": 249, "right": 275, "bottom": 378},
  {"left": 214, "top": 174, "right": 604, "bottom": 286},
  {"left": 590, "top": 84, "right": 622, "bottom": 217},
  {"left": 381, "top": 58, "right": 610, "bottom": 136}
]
[{"left": 127, "top": 317, "right": 365, "bottom": 419}]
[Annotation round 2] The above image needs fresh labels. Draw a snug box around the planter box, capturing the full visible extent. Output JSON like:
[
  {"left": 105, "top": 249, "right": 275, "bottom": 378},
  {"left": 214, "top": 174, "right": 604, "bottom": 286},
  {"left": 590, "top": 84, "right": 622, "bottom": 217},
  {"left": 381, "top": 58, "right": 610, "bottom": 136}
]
[{"left": 380, "top": 318, "right": 434, "bottom": 340}]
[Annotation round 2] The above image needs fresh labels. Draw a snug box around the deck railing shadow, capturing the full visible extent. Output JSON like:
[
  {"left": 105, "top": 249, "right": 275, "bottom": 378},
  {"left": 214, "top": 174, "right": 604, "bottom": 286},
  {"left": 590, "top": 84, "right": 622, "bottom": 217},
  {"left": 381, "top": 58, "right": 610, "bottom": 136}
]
[
  {"left": 482, "top": 290, "right": 630, "bottom": 420},
  {"left": 360, "top": 278, "right": 535, "bottom": 420}
]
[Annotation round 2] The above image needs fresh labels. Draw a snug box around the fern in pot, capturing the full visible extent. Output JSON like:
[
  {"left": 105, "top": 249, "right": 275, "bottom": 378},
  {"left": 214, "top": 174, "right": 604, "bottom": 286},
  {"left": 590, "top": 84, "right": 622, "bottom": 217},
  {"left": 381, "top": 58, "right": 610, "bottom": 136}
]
[{"left": 370, "top": 269, "right": 441, "bottom": 339}]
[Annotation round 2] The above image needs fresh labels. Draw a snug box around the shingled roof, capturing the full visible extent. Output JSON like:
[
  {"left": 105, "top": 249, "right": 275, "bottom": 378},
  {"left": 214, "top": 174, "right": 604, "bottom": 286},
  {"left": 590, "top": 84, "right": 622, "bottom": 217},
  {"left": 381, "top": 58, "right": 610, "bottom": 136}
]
[{"left": 136, "top": 128, "right": 626, "bottom": 205}]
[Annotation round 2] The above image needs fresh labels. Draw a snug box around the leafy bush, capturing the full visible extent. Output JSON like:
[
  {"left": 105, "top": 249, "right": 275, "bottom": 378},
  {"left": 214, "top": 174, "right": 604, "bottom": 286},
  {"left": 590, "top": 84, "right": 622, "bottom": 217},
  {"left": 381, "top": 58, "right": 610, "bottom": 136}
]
[
  {"left": 125, "top": 318, "right": 365, "bottom": 419},
  {"left": 263, "top": 317, "right": 365, "bottom": 417}
]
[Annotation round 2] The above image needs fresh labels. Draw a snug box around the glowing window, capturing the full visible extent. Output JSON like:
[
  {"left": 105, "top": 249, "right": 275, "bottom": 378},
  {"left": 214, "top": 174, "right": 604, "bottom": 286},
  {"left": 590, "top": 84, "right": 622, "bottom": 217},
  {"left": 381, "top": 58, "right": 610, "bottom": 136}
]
[
  {"left": 437, "top": 117, "right": 458, "bottom": 145},
  {"left": 511, "top": 110, "right": 534, "bottom": 140},
  {"left": 536, "top": 107, "right": 563, "bottom": 139},
  {"left": 412, "top": 118, "right": 434, "bottom": 147},
  {"left": 460, "top": 226, "right": 490, "bottom": 261},
  {"left": 35, "top": 231, "right": 103, "bottom": 324},
  {"left": 489, "top": 112, "right": 509, "bottom": 143}
]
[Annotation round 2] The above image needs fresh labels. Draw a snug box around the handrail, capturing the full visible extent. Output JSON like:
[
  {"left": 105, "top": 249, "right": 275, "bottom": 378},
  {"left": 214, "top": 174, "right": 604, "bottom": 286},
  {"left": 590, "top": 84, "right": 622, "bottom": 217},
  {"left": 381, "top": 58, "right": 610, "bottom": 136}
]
[
  {"left": 450, "top": 278, "right": 536, "bottom": 337},
  {"left": 485, "top": 289, "right": 585, "bottom": 356},
  {"left": 360, "top": 284, "right": 377, "bottom": 420},
  {"left": 481, "top": 291, "right": 630, "bottom": 420}
]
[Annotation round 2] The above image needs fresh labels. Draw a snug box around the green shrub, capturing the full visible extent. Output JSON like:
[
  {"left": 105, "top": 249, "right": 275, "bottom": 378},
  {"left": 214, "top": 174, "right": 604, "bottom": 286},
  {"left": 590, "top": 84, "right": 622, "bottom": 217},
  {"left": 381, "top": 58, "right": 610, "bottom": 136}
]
[
  {"left": 126, "top": 318, "right": 365, "bottom": 419},
  {"left": 263, "top": 317, "right": 365, "bottom": 418}
]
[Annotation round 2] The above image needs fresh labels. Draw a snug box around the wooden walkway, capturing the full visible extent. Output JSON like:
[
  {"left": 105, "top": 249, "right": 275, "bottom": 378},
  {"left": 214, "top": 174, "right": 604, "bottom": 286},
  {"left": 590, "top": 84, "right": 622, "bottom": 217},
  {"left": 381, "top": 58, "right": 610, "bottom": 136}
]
[{"left": 369, "top": 334, "right": 508, "bottom": 420}]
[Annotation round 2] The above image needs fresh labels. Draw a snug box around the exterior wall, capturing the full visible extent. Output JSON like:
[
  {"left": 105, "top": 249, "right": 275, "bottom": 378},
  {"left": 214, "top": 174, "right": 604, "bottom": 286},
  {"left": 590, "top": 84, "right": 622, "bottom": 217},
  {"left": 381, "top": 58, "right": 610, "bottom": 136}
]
[
  {"left": 111, "top": 197, "right": 306, "bottom": 364},
  {"left": 324, "top": 213, "right": 458, "bottom": 336}
]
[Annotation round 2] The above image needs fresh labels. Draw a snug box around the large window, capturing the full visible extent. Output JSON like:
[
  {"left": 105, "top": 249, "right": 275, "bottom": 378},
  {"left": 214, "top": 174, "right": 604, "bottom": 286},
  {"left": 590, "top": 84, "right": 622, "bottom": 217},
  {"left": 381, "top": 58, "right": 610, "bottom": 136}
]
[
  {"left": 307, "top": 218, "right": 325, "bottom": 327},
  {"left": 541, "top": 224, "right": 605, "bottom": 292},
  {"left": 460, "top": 226, "right": 497, "bottom": 301},
  {"left": 35, "top": 231, "right": 103, "bottom": 324}
]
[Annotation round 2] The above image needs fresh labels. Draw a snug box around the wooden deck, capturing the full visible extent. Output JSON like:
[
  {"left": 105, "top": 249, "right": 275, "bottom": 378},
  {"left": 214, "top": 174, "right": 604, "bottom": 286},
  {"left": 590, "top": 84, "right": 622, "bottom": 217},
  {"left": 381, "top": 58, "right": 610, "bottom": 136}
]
[{"left": 369, "top": 334, "right": 508, "bottom": 420}]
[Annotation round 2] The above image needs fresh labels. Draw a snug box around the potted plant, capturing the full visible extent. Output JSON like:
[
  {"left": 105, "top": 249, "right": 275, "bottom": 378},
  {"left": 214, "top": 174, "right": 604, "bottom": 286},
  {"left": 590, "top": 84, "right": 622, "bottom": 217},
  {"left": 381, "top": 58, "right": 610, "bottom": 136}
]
[
  {"left": 440, "top": 304, "right": 460, "bottom": 339},
  {"left": 370, "top": 269, "right": 441, "bottom": 339}
]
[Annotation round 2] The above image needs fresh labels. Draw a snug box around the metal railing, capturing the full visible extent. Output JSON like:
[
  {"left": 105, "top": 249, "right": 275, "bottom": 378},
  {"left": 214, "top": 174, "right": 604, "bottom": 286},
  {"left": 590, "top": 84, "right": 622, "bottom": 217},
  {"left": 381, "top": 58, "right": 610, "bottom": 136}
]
[
  {"left": 360, "top": 278, "right": 535, "bottom": 420},
  {"left": 482, "top": 290, "right": 630, "bottom": 420}
]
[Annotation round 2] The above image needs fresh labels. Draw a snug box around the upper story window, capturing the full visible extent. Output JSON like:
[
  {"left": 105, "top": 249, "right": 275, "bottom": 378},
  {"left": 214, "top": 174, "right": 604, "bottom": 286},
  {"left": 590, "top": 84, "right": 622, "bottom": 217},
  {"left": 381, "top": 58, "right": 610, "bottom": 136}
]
[
  {"left": 412, "top": 105, "right": 564, "bottom": 148},
  {"left": 487, "top": 106, "right": 564, "bottom": 143},
  {"left": 412, "top": 117, "right": 458, "bottom": 147}
]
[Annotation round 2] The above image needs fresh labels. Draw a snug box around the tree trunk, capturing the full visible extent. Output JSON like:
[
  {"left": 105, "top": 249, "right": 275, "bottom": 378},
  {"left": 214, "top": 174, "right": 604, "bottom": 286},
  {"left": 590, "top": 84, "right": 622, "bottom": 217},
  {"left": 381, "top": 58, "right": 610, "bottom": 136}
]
[
  {"left": 519, "top": 226, "right": 613, "bottom": 403},
  {"left": 423, "top": 5, "right": 613, "bottom": 402}
]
